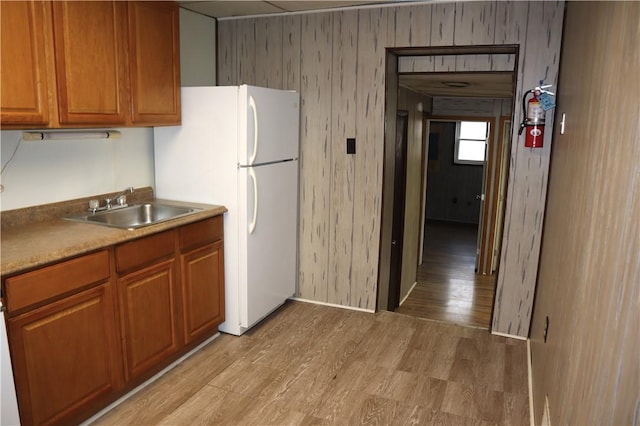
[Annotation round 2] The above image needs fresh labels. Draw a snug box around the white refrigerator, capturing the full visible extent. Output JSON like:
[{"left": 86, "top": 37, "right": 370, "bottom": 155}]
[{"left": 153, "top": 85, "right": 299, "bottom": 336}]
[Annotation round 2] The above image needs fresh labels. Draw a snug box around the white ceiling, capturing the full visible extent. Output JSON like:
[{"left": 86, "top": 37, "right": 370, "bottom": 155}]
[
  {"left": 180, "top": 1, "right": 514, "bottom": 99},
  {"left": 178, "top": 0, "right": 414, "bottom": 18}
]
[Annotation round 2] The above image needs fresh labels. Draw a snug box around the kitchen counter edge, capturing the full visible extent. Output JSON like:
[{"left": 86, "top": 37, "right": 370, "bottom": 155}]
[{"left": 1, "top": 200, "right": 227, "bottom": 277}]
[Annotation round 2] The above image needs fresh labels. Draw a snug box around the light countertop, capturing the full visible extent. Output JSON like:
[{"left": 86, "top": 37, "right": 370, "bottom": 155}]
[{"left": 1, "top": 199, "right": 226, "bottom": 277}]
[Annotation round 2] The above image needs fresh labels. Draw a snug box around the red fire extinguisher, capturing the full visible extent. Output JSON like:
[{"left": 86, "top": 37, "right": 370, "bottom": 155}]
[{"left": 519, "top": 83, "right": 554, "bottom": 148}]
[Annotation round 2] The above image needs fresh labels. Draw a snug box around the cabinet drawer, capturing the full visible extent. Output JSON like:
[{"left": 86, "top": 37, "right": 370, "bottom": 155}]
[
  {"left": 4, "top": 250, "right": 110, "bottom": 313},
  {"left": 179, "top": 216, "right": 223, "bottom": 251},
  {"left": 116, "top": 230, "right": 175, "bottom": 273}
]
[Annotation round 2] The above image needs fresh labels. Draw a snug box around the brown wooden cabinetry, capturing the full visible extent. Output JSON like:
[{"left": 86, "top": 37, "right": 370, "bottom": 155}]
[
  {"left": 179, "top": 217, "right": 225, "bottom": 345},
  {"left": 0, "top": 1, "right": 51, "bottom": 126},
  {"left": 115, "top": 231, "right": 181, "bottom": 381},
  {"left": 5, "top": 251, "right": 123, "bottom": 426},
  {"left": 127, "top": 1, "right": 181, "bottom": 125},
  {"left": 51, "top": 1, "right": 128, "bottom": 125},
  {"left": 0, "top": 1, "right": 180, "bottom": 129}
]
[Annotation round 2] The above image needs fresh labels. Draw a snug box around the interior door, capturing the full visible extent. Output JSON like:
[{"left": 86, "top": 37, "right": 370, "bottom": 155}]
[
  {"left": 388, "top": 111, "right": 408, "bottom": 310},
  {"left": 238, "top": 160, "right": 298, "bottom": 328}
]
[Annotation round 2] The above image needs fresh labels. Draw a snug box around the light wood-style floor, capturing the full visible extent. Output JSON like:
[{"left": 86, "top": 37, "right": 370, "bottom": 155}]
[
  {"left": 93, "top": 301, "right": 529, "bottom": 425},
  {"left": 396, "top": 220, "right": 497, "bottom": 329}
]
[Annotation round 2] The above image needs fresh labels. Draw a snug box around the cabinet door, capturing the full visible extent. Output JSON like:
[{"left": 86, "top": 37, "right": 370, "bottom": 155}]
[
  {"left": 127, "top": 1, "right": 181, "bottom": 125},
  {"left": 118, "top": 259, "right": 181, "bottom": 381},
  {"left": 180, "top": 240, "right": 225, "bottom": 345},
  {"left": 0, "top": 1, "right": 51, "bottom": 127},
  {"left": 51, "top": 1, "right": 128, "bottom": 125},
  {"left": 8, "top": 282, "right": 122, "bottom": 426}
]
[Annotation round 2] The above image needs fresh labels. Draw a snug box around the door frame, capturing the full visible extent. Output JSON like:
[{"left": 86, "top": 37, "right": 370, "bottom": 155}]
[{"left": 377, "top": 44, "right": 519, "bottom": 313}]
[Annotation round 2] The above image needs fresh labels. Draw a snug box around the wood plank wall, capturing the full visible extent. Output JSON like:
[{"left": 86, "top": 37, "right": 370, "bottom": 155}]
[
  {"left": 530, "top": 2, "right": 639, "bottom": 424},
  {"left": 217, "top": 1, "right": 564, "bottom": 336},
  {"left": 398, "top": 53, "right": 515, "bottom": 72}
]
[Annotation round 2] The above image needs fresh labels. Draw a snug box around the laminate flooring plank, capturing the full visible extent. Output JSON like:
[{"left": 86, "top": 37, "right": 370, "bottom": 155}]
[
  {"left": 207, "top": 358, "right": 284, "bottom": 398},
  {"left": 92, "top": 374, "right": 209, "bottom": 426},
  {"left": 253, "top": 368, "right": 333, "bottom": 416},
  {"left": 503, "top": 391, "right": 531, "bottom": 426},
  {"left": 232, "top": 398, "right": 322, "bottom": 426},
  {"left": 156, "top": 385, "right": 253, "bottom": 425},
  {"left": 347, "top": 318, "right": 417, "bottom": 370},
  {"left": 503, "top": 343, "right": 529, "bottom": 395},
  {"left": 441, "top": 381, "right": 505, "bottom": 424},
  {"left": 288, "top": 324, "right": 366, "bottom": 383}
]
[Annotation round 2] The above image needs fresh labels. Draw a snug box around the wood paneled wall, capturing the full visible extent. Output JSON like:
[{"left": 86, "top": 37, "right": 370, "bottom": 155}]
[
  {"left": 530, "top": 2, "right": 639, "bottom": 424},
  {"left": 399, "top": 53, "right": 515, "bottom": 72},
  {"left": 217, "top": 1, "right": 564, "bottom": 333}
]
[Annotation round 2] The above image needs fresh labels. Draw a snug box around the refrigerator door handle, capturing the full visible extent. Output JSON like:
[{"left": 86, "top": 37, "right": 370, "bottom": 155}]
[
  {"left": 248, "top": 167, "right": 258, "bottom": 234},
  {"left": 249, "top": 95, "right": 259, "bottom": 165}
]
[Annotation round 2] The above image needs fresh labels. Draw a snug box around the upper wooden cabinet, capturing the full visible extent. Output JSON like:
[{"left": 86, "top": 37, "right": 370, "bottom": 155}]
[
  {"left": 0, "top": 1, "right": 181, "bottom": 129},
  {"left": 0, "top": 1, "right": 51, "bottom": 126},
  {"left": 52, "top": 1, "right": 129, "bottom": 125},
  {"left": 127, "top": 2, "right": 181, "bottom": 125}
]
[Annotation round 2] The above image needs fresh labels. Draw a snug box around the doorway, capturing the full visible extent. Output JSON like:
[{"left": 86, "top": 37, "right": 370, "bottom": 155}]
[
  {"left": 378, "top": 45, "right": 518, "bottom": 329},
  {"left": 396, "top": 119, "right": 496, "bottom": 328}
]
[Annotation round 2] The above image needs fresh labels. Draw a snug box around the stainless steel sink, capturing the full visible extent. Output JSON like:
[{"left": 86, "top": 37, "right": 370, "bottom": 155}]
[{"left": 64, "top": 202, "right": 201, "bottom": 230}]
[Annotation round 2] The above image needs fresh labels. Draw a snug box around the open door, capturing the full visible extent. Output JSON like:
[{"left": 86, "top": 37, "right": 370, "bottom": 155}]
[
  {"left": 477, "top": 116, "right": 512, "bottom": 275},
  {"left": 388, "top": 111, "right": 408, "bottom": 310}
]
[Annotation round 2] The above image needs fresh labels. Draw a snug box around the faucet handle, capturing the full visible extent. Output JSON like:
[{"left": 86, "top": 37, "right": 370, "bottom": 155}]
[{"left": 89, "top": 199, "right": 100, "bottom": 211}]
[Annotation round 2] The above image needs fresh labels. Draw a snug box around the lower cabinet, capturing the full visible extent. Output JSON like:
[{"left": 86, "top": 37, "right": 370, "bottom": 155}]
[
  {"left": 118, "top": 259, "right": 180, "bottom": 380},
  {"left": 2, "top": 216, "right": 225, "bottom": 426},
  {"left": 115, "top": 230, "right": 181, "bottom": 381},
  {"left": 180, "top": 240, "right": 225, "bottom": 345},
  {"left": 5, "top": 252, "right": 123, "bottom": 426}
]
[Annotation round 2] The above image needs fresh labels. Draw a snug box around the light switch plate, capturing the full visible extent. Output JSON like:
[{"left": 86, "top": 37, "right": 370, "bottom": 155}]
[{"left": 347, "top": 138, "right": 356, "bottom": 154}]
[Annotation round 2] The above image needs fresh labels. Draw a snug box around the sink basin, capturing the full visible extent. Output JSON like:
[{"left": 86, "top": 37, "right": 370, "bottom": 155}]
[{"left": 64, "top": 202, "right": 201, "bottom": 230}]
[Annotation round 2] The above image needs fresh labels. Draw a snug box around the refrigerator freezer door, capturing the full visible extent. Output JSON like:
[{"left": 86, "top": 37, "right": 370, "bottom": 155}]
[
  {"left": 238, "top": 160, "right": 298, "bottom": 329},
  {"left": 238, "top": 85, "right": 300, "bottom": 166}
]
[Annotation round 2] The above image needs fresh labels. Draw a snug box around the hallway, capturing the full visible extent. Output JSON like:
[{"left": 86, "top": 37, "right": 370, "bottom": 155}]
[{"left": 395, "top": 220, "right": 496, "bottom": 329}]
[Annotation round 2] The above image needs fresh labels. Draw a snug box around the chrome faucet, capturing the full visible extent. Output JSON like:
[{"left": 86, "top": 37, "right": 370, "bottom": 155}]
[{"left": 105, "top": 186, "right": 134, "bottom": 209}]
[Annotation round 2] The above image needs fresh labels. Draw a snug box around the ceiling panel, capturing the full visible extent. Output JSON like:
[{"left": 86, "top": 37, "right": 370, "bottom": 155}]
[
  {"left": 178, "top": 0, "right": 415, "bottom": 18},
  {"left": 399, "top": 72, "right": 514, "bottom": 99},
  {"left": 179, "top": 1, "right": 284, "bottom": 18},
  {"left": 270, "top": 1, "right": 383, "bottom": 13}
]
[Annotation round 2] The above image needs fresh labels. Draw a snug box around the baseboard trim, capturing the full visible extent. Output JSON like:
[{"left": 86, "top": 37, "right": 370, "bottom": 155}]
[
  {"left": 491, "top": 330, "right": 527, "bottom": 340},
  {"left": 290, "top": 297, "right": 375, "bottom": 313},
  {"left": 528, "top": 338, "right": 535, "bottom": 426},
  {"left": 80, "top": 333, "right": 221, "bottom": 425},
  {"left": 399, "top": 281, "right": 418, "bottom": 306}
]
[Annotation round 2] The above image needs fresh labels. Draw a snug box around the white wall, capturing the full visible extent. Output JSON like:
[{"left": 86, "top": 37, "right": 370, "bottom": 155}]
[
  {"left": 0, "top": 129, "right": 154, "bottom": 211},
  {"left": 179, "top": 8, "right": 216, "bottom": 86}
]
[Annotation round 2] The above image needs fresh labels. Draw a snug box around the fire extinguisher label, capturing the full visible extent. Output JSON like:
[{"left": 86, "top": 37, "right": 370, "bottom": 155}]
[
  {"left": 528, "top": 100, "right": 545, "bottom": 121},
  {"left": 530, "top": 128, "right": 542, "bottom": 137}
]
